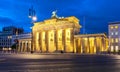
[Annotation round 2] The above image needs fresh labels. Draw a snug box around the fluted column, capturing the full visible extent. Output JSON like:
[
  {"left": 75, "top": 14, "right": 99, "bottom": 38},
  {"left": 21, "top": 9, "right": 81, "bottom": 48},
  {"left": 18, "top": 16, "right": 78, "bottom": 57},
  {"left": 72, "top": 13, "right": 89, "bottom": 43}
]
[
  {"left": 101, "top": 37, "right": 104, "bottom": 52},
  {"left": 54, "top": 30, "right": 57, "bottom": 51},
  {"left": 62, "top": 29, "right": 65, "bottom": 52},
  {"left": 88, "top": 37, "right": 90, "bottom": 53},
  {"left": 21, "top": 41, "right": 24, "bottom": 52},
  {"left": 45, "top": 31, "right": 49, "bottom": 52},
  {"left": 41, "top": 31, "right": 46, "bottom": 52},
  {"left": 39, "top": 31, "right": 41, "bottom": 52},
  {"left": 18, "top": 41, "right": 21, "bottom": 52},
  {"left": 64, "top": 28, "right": 73, "bottom": 52},
  {"left": 80, "top": 37, "right": 84, "bottom": 53},
  {"left": 35, "top": 32, "right": 40, "bottom": 52},
  {"left": 22, "top": 42, "right": 25, "bottom": 52},
  {"left": 94, "top": 37, "right": 97, "bottom": 54},
  {"left": 47, "top": 30, "right": 56, "bottom": 52},
  {"left": 56, "top": 29, "right": 63, "bottom": 51},
  {"left": 86, "top": 38, "right": 89, "bottom": 53},
  {"left": 24, "top": 41, "right": 27, "bottom": 52},
  {"left": 100, "top": 37, "right": 102, "bottom": 52},
  {"left": 27, "top": 42, "right": 30, "bottom": 52}
]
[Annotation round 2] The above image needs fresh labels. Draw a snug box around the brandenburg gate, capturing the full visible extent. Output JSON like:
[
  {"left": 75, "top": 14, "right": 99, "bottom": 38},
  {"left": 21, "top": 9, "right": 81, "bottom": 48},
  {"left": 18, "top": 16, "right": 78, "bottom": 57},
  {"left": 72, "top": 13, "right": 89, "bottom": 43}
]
[{"left": 32, "top": 12, "right": 81, "bottom": 53}]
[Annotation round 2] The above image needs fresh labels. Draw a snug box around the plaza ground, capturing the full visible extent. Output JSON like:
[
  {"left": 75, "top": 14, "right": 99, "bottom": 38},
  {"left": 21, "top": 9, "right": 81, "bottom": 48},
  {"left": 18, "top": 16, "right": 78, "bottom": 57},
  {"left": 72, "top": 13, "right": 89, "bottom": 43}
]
[{"left": 0, "top": 53, "right": 120, "bottom": 72}]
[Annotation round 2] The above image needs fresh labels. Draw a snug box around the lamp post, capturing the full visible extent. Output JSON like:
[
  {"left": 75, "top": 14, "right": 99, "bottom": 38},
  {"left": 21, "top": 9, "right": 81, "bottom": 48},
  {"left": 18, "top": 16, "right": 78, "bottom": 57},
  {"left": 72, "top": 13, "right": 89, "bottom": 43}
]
[{"left": 28, "top": 6, "right": 37, "bottom": 53}]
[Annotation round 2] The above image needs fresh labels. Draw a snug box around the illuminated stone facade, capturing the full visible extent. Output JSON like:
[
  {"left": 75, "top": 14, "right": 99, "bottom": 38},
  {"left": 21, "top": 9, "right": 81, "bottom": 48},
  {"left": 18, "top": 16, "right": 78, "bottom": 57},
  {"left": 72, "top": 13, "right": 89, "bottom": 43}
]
[
  {"left": 18, "top": 38, "right": 31, "bottom": 52},
  {"left": 74, "top": 34, "right": 108, "bottom": 54},
  {"left": 18, "top": 14, "right": 108, "bottom": 54},
  {"left": 32, "top": 16, "right": 81, "bottom": 53}
]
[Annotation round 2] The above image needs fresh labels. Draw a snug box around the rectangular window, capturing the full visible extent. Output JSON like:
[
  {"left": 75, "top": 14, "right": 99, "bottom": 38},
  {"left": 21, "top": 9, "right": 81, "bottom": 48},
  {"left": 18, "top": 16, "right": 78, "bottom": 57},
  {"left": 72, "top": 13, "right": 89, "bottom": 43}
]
[
  {"left": 111, "top": 38, "right": 114, "bottom": 43},
  {"left": 115, "top": 32, "right": 118, "bottom": 35},
  {"left": 111, "top": 46, "right": 114, "bottom": 52},
  {"left": 115, "top": 46, "right": 119, "bottom": 52},
  {"left": 115, "top": 26, "right": 118, "bottom": 29},
  {"left": 111, "top": 32, "right": 114, "bottom": 35},
  {"left": 115, "top": 38, "right": 118, "bottom": 43},
  {"left": 110, "top": 26, "right": 113, "bottom": 29}
]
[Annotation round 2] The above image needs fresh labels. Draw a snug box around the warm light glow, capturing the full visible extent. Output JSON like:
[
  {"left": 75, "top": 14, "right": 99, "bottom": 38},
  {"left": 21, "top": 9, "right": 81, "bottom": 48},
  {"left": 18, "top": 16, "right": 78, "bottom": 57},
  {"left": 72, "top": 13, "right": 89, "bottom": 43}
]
[
  {"left": 8, "top": 36, "right": 12, "bottom": 39},
  {"left": 115, "top": 46, "right": 119, "bottom": 52},
  {"left": 110, "top": 26, "right": 113, "bottom": 29},
  {"left": 111, "top": 38, "right": 114, "bottom": 43},
  {"left": 115, "top": 38, "right": 118, "bottom": 43},
  {"left": 111, "top": 46, "right": 114, "bottom": 52},
  {"left": 115, "top": 25, "right": 118, "bottom": 29}
]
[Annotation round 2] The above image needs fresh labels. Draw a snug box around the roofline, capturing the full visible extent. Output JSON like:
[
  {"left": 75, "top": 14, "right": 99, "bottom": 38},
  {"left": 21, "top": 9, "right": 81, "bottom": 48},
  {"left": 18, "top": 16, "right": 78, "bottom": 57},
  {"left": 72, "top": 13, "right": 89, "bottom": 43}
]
[
  {"left": 109, "top": 21, "right": 120, "bottom": 25},
  {"left": 74, "top": 33, "right": 107, "bottom": 38}
]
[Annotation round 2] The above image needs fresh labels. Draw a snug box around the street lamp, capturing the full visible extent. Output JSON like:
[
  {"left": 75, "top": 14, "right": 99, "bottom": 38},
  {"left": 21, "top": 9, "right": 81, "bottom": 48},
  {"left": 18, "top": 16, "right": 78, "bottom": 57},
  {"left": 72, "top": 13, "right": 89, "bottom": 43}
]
[
  {"left": 32, "top": 16, "right": 37, "bottom": 21},
  {"left": 28, "top": 6, "right": 37, "bottom": 53}
]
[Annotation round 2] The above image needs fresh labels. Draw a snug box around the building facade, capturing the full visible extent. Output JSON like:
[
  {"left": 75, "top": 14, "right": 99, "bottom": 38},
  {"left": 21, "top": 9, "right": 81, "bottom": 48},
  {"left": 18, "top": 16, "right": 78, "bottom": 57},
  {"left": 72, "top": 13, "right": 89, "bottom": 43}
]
[
  {"left": 109, "top": 22, "right": 120, "bottom": 53},
  {"left": 74, "top": 34, "right": 108, "bottom": 54},
  {"left": 0, "top": 35, "right": 12, "bottom": 48},
  {"left": 0, "top": 26, "right": 24, "bottom": 50},
  {"left": 17, "top": 33, "right": 31, "bottom": 52},
  {"left": 32, "top": 16, "right": 81, "bottom": 53},
  {"left": 17, "top": 12, "right": 108, "bottom": 54},
  {"left": 2, "top": 26, "right": 24, "bottom": 35}
]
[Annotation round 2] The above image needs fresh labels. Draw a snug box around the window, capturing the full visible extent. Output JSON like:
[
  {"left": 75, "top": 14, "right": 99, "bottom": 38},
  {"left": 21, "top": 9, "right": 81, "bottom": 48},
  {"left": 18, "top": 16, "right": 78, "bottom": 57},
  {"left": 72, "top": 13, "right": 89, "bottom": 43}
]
[
  {"left": 115, "top": 38, "right": 118, "bottom": 43},
  {"left": 115, "top": 46, "right": 119, "bottom": 52},
  {"left": 111, "top": 32, "right": 114, "bottom": 35},
  {"left": 115, "top": 32, "right": 118, "bottom": 35},
  {"left": 111, "top": 46, "right": 114, "bottom": 52},
  {"left": 111, "top": 38, "right": 114, "bottom": 43},
  {"left": 115, "top": 26, "right": 118, "bottom": 29},
  {"left": 110, "top": 26, "right": 113, "bottom": 29}
]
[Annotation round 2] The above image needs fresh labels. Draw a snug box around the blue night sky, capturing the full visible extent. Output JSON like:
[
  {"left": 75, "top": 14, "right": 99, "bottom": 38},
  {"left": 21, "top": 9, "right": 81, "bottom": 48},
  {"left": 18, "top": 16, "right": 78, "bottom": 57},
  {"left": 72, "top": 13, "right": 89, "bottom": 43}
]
[{"left": 0, "top": 0, "right": 120, "bottom": 34}]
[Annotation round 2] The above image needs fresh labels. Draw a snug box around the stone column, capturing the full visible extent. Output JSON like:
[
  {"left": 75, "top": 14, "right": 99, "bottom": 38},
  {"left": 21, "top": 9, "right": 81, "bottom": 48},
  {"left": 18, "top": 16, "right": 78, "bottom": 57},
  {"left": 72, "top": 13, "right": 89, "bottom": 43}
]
[
  {"left": 22, "top": 41, "right": 25, "bottom": 52},
  {"left": 39, "top": 32, "right": 41, "bottom": 52},
  {"left": 27, "top": 41, "right": 31, "bottom": 52},
  {"left": 86, "top": 38, "right": 89, "bottom": 53},
  {"left": 41, "top": 31, "right": 46, "bottom": 52},
  {"left": 99, "top": 37, "right": 102, "bottom": 52},
  {"left": 101, "top": 37, "right": 104, "bottom": 52},
  {"left": 62, "top": 29, "right": 65, "bottom": 52},
  {"left": 48, "top": 30, "right": 56, "bottom": 52},
  {"left": 94, "top": 37, "right": 97, "bottom": 54},
  {"left": 54, "top": 30, "right": 57, "bottom": 51},
  {"left": 81, "top": 37, "right": 84, "bottom": 53},
  {"left": 73, "top": 38, "right": 76, "bottom": 53},
  {"left": 88, "top": 37, "right": 90, "bottom": 53},
  {"left": 56, "top": 29, "right": 63, "bottom": 52},
  {"left": 21, "top": 41, "right": 24, "bottom": 52},
  {"left": 24, "top": 41, "right": 27, "bottom": 52},
  {"left": 35, "top": 32, "right": 40, "bottom": 52},
  {"left": 18, "top": 41, "right": 21, "bottom": 52},
  {"left": 64, "top": 29, "right": 67, "bottom": 52},
  {"left": 64, "top": 28, "right": 73, "bottom": 52},
  {"left": 45, "top": 31, "right": 49, "bottom": 52}
]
